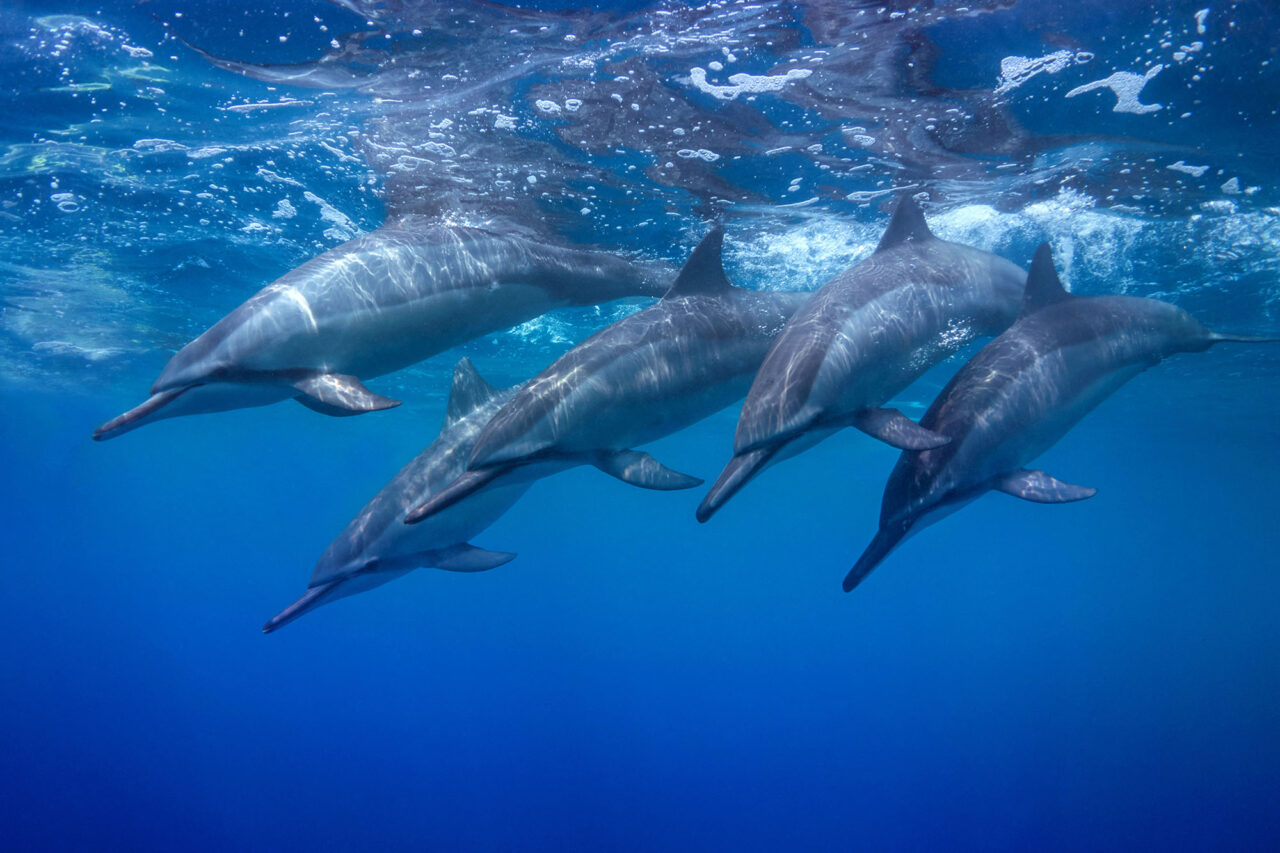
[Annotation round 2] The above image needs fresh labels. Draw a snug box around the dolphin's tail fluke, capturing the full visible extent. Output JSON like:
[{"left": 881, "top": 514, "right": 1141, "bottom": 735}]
[
  {"left": 263, "top": 581, "right": 341, "bottom": 634},
  {"left": 404, "top": 467, "right": 508, "bottom": 525},
  {"left": 92, "top": 387, "right": 188, "bottom": 441},
  {"left": 696, "top": 444, "right": 780, "bottom": 523},
  {"left": 843, "top": 524, "right": 909, "bottom": 593}
]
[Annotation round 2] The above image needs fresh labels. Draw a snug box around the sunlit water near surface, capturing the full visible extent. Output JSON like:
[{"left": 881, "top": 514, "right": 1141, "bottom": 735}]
[{"left": 2, "top": 1, "right": 1279, "bottom": 849}]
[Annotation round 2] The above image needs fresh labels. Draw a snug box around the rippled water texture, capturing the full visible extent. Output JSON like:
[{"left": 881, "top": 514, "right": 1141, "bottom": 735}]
[{"left": 4, "top": 0, "right": 1278, "bottom": 390}]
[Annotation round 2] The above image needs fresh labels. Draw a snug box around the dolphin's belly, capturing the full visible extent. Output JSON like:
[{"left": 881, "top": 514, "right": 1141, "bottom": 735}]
[
  {"left": 381, "top": 475, "right": 534, "bottom": 560},
  {"left": 318, "top": 458, "right": 541, "bottom": 586}
]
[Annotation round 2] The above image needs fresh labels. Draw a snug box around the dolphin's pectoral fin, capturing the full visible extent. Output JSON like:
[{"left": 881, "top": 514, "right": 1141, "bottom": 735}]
[
  {"left": 593, "top": 449, "right": 704, "bottom": 491},
  {"left": 430, "top": 543, "right": 518, "bottom": 573},
  {"left": 293, "top": 373, "right": 401, "bottom": 416},
  {"left": 850, "top": 408, "right": 950, "bottom": 451},
  {"left": 995, "top": 469, "right": 1097, "bottom": 504}
]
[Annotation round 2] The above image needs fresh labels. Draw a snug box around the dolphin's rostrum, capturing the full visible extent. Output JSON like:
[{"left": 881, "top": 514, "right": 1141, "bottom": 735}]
[
  {"left": 845, "top": 243, "right": 1279, "bottom": 592},
  {"left": 405, "top": 223, "right": 812, "bottom": 526},
  {"left": 698, "top": 195, "right": 1028, "bottom": 522},
  {"left": 94, "top": 217, "right": 666, "bottom": 440}
]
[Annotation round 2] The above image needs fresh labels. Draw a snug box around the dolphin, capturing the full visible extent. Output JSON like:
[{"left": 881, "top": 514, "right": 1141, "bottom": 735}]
[
  {"left": 403, "top": 224, "right": 811, "bottom": 525},
  {"left": 845, "top": 243, "right": 1278, "bottom": 592},
  {"left": 263, "top": 358, "right": 529, "bottom": 633},
  {"left": 93, "top": 217, "right": 665, "bottom": 440},
  {"left": 697, "top": 195, "right": 1027, "bottom": 522}
]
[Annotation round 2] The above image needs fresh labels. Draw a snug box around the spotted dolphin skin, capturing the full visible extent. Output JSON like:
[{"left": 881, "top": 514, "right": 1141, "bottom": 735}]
[
  {"left": 93, "top": 217, "right": 665, "bottom": 440},
  {"left": 697, "top": 195, "right": 1027, "bottom": 523},
  {"left": 404, "top": 224, "right": 811, "bottom": 525},
  {"left": 263, "top": 358, "right": 529, "bottom": 633},
  {"left": 845, "top": 243, "right": 1279, "bottom": 592}
]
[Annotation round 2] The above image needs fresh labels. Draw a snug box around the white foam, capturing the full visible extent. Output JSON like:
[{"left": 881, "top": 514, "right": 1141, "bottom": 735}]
[
  {"left": 687, "top": 67, "right": 812, "bottom": 100},
  {"left": 994, "top": 49, "right": 1089, "bottom": 95},
  {"left": 676, "top": 148, "right": 720, "bottom": 162},
  {"left": 222, "top": 99, "right": 313, "bottom": 113},
  {"left": 303, "top": 191, "right": 359, "bottom": 241},
  {"left": 32, "top": 340, "right": 123, "bottom": 362},
  {"left": 1066, "top": 64, "right": 1164, "bottom": 114},
  {"left": 256, "top": 167, "right": 304, "bottom": 187},
  {"left": 1168, "top": 161, "right": 1209, "bottom": 177}
]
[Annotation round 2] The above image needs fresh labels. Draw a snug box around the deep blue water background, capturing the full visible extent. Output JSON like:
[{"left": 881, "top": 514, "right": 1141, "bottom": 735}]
[
  {"left": 5, "top": 360, "right": 1278, "bottom": 850},
  {"left": 3, "top": 1, "right": 1280, "bottom": 850}
]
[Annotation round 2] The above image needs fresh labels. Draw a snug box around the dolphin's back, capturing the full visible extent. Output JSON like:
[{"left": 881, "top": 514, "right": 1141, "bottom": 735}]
[
  {"left": 470, "top": 289, "right": 807, "bottom": 467},
  {"left": 735, "top": 238, "right": 1024, "bottom": 454},
  {"left": 906, "top": 294, "right": 1215, "bottom": 506},
  {"left": 153, "top": 222, "right": 660, "bottom": 391}
]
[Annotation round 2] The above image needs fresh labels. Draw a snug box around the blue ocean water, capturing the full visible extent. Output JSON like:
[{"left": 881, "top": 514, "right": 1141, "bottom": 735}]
[{"left": 2, "top": 1, "right": 1279, "bottom": 850}]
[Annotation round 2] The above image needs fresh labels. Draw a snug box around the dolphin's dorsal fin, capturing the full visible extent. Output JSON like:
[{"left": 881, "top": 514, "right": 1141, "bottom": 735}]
[
  {"left": 1019, "top": 243, "right": 1073, "bottom": 319},
  {"left": 444, "top": 358, "right": 501, "bottom": 428},
  {"left": 875, "top": 195, "right": 935, "bottom": 253},
  {"left": 664, "top": 223, "right": 733, "bottom": 298}
]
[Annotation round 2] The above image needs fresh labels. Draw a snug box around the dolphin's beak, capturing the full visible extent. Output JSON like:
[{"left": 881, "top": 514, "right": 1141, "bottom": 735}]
[
  {"left": 404, "top": 466, "right": 507, "bottom": 525},
  {"left": 696, "top": 444, "right": 780, "bottom": 523},
  {"left": 843, "top": 521, "right": 911, "bottom": 593},
  {"left": 92, "top": 387, "right": 189, "bottom": 441},
  {"left": 263, "top": 581, "right": 341, "bottom": 634}
]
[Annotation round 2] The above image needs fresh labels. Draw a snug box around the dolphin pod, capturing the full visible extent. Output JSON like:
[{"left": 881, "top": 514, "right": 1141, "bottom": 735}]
[
  {"left": 697, "top": 195, "right": 1027, "bottom": 523},
  {"left": 94, "top": 198, "right": 1275, "bottom": 629},
  {"left": 93, "top": 216, "right": 665, "bottom": 440},
  {"left": 843, "top": 243, "right": 1278, "bottom": 592}
]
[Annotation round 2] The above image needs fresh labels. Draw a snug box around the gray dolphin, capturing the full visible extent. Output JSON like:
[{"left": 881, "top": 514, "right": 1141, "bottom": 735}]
[
  {"left": 845, "top": 243, "right": 1278, "bottom": 592},
  {"left": 264, "top": 358, "right": 529, "bottom": 633},
  {"left": 404, "top": 224, "right": 811, "bottom": 525},
  {"left": 697, "top": 196, "right": 1027, "bottom": 522},
  {"left": 93, "top": 217, "right": 664, "bottom": 440}
]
